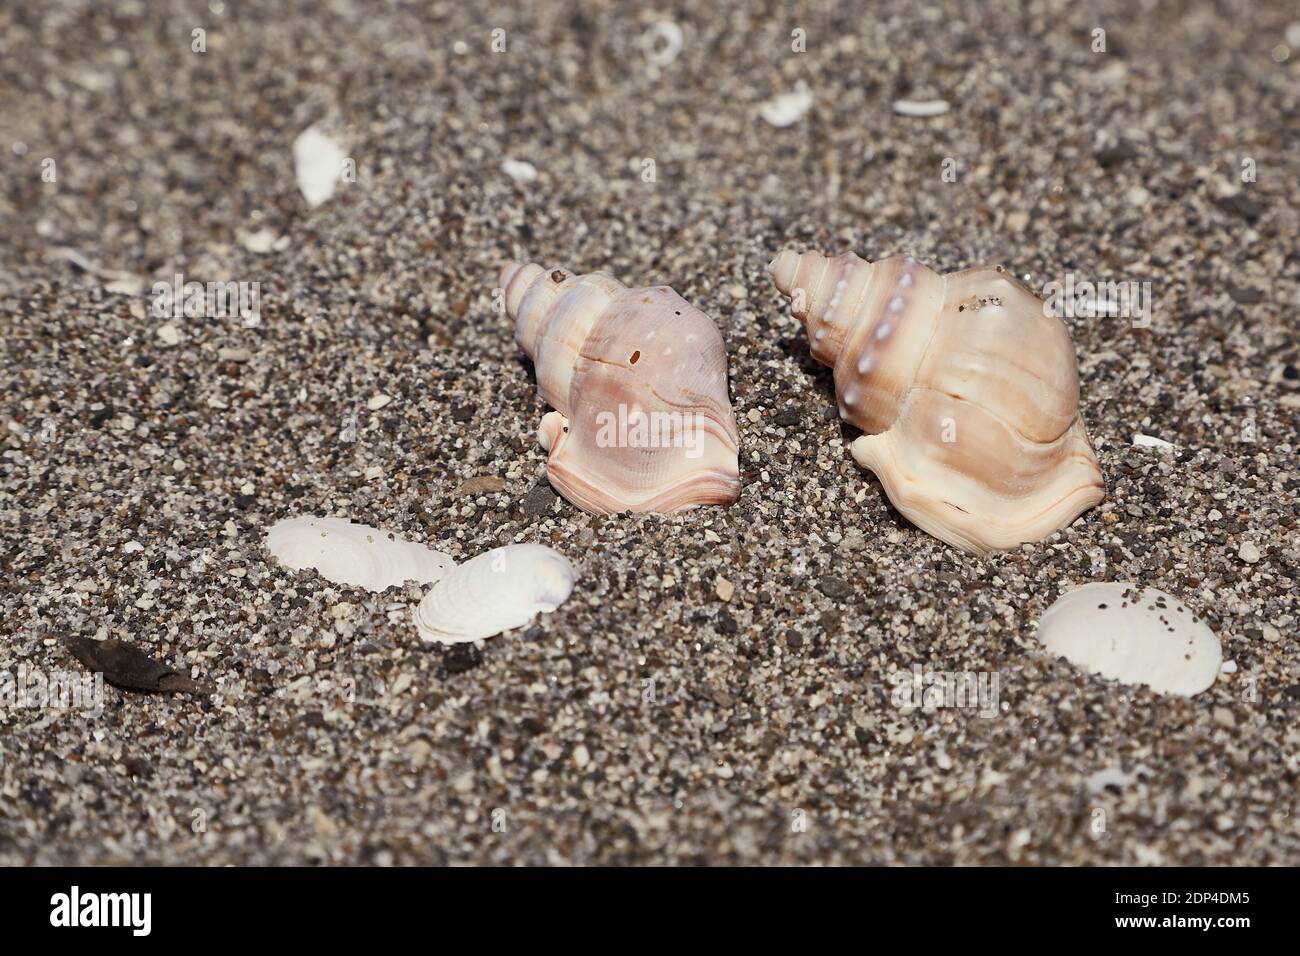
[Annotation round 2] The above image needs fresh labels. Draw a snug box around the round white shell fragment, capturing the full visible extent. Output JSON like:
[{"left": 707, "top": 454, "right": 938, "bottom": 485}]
[
  {"left": 500, "top": 158, "right": 539, "bottom": 183},
  {"left": 1037, "top": 582, "right": 1221, "bottom": 696},
  {"left": 293, "top": 126, "right": 347, "bottom": 206},
  {"left": 414, "top": 543, "right": 575, "bottom": 644},
  {"left": 759, "top": 83, "right": 813, "bottom": 127},
  {"left": 265, "top": 516, "right": 453, "bottom": 592}
]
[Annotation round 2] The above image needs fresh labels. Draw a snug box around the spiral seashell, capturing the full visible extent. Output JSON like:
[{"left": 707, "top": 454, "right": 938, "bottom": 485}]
[
  {"left": 414, "top": 543, "right": 575, "bottom": 644},
  {"left": 500, "top": 261, "right": 741, "bottom": 514},
  {"left": 265, "top": 516, "right": 455, "bottom": 591},
  {"left": 768, "top": 249, "right": 1104, "bottom": 554}
]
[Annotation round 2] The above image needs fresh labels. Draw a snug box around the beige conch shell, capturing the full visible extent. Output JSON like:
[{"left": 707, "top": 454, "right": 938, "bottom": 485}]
[
  {"left": 500, "top": 261, "right": 741, "bottom": 514},
  {"left": 768, "top": 249, "right": 1105, "bottom": 554}
]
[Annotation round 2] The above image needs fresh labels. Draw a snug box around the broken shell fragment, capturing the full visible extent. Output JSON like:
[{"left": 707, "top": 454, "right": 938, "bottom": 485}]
[
  {"left": 759, "top": 83, "right": 813, "bottom": 127},
  {"left": 1037, "top": 583, "right": 1221, "bottom": 696},
  {"left": 293, "top": 126, "right": 347, "bottom": 206},
  {"left": 892, "top": 99, "right": 951, "bottom": 117},
  {"left": 500, "top": 260, "right": 741, "bottom": 514},
  {"left": 414, "top": 543, "right": 575, "bottom": 644},
  {"left": 767, "top": 249, "right": 1105, "bottom": 554},
  {"left": 265, "top": 516, "right": 453, "bottom": 592}
]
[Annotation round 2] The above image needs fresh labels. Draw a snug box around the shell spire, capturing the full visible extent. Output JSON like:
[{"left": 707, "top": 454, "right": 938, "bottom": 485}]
[
  {"left": 501, "top": 261, "right": 741, "bottom": 514},
  {"left": 768, "top": 249, "right": 1105, "bottom": 554}
]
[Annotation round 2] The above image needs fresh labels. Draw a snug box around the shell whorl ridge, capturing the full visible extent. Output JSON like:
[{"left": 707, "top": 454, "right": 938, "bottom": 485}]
[
  {"left": 501, "top": 261, "right": 741, "bottom": 514},
  {"left": 768, "top": 249, "right": 1105, "bottom": 554}
]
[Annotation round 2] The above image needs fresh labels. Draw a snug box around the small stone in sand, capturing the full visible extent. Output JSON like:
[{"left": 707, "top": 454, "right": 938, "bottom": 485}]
[
  {"left": 759, "top": 84, "right": 812, "bottom": 127},
  {"left": 458, "top": 476, "right": 506, "bottom": 495},
  {"left": 819, "top": 576, "right": 852, "bottom": 600},
  {"left": 522, "top": 485, "right": 557, "bottom": 517},
  {"left": 501, "top": 159, "right": 539, "bottom": 183},
  {"left": 293, "top": 126, "right": 347, "bottom": 206},
  {"left": 240, "top": 228, "right": 279, "bottom": 254},
  {"left": 840, "top": 530, "right": 867, "bottom": 552}
]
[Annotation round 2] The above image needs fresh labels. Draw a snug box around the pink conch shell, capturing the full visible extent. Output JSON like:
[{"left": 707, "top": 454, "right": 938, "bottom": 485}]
[
  {"left": 768, "top": 249, "right": 1105, "bottom": 554},
  {"left": 501, "top": 261, "right": 741, "bottom": 514}
]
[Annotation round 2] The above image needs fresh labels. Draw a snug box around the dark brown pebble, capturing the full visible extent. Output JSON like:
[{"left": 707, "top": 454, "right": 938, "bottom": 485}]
[
  {"left": 818, "top": 576, "right": 852, "bottom": 600},
  {"left": 521, "top": 484, "right": 557, "bottom": 518}
]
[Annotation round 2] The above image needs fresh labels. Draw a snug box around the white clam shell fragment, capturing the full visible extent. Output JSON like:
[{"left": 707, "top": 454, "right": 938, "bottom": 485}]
[
  {"left": 266, "top": 516, "right": 453, "bottom": 592},
  {"left": 293, "top": 126, "right": 347, "bottom": 206},
  {"left": 501, "top": 158, "right": 539, "bottom": 183},
  {"left": 759, "top": 82, "right": 813, "bottom": 127},
  {"left": 1037, "top": 583, "right": 1221, "bottom": 696},
  {"left": 414, "top": 544, "right": 575, "bottom": 644},
  {"left": 1132, "top": 433, "right": 1175, "bottom": 450}
]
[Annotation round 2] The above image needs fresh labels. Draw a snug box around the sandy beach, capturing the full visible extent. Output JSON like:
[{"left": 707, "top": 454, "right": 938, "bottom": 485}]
[{"left": 1, "top": 0, "right": 1297, "bottom": 864}]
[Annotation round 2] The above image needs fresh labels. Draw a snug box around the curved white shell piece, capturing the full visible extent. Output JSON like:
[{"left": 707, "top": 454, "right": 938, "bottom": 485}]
[
  {"left": 265, "top": 516, "right": 454, "bottom": 592},
  {"left": 413, "top": 543, "right": 575, "bottom": 644},
  {"left": 293, "top": 126, "right": 347, "bottom": 206},
  {"left": 1037, "top": 583, "right": 1221, "bottom": 696}
]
